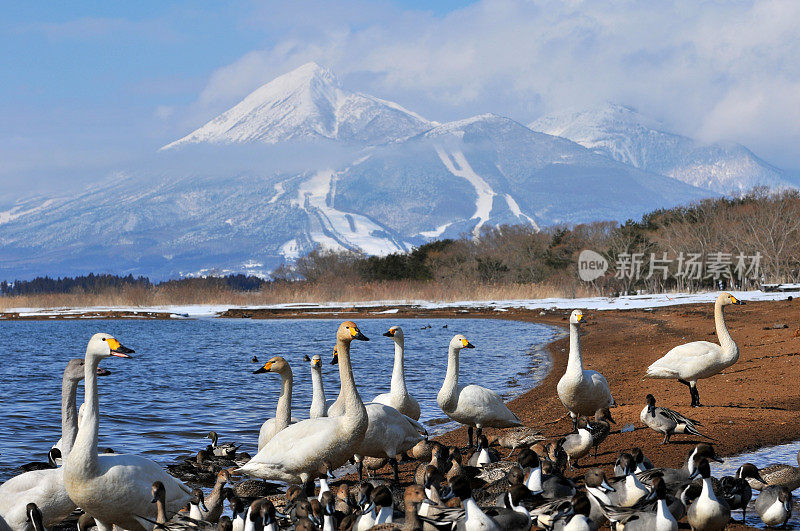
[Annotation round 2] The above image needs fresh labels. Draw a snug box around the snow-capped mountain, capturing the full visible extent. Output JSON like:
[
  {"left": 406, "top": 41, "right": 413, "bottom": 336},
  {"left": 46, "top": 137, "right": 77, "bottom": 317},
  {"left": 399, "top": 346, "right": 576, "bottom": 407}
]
[
  {"left": 163, "top": 62, "right": 431, "bottom": 148},
  {"left": 530, "top": 103, "right": 792, "bottom": 194},
  {"left": 9, "top": 65, "right": 787, "bottom": 280}
]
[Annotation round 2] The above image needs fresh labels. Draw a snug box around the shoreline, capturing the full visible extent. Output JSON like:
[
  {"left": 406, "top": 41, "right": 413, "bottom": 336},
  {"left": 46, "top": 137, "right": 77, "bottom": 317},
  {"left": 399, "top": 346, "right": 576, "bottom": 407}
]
[{"left": 3, "top": 296, "right": 798, "bottom": 528}]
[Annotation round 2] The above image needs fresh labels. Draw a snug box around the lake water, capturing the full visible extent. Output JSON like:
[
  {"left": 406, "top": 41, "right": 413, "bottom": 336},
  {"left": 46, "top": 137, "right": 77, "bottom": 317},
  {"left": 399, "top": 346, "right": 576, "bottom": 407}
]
[
  {"left": 0, "top": 317, "right": 560, "bottom": 482},
  {"left": 714, "top": 439, "right": 800, "bottom": 528}
]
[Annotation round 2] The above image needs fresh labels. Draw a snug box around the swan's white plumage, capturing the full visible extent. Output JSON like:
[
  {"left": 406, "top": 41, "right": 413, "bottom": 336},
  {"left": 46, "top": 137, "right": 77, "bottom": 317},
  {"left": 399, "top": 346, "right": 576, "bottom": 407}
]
[
  {"left": 437, "top": 335, "right": 521, "bottom": 429},
  {"left": 646, "top": 292, "right": 741, "bottom": 382},
  {"left": 239, "top": 322, "right": 369, "bottom": 485},
  {"left": 0, "top": 359, "right": 88, "bottom": 529},
  {"left": 356, "top": 403, "right": 426, "bottom": 459},
  {"left": 372, "top": 326, "right": 421, "bottom": 420},
  {"left": 63, "top": 333, "right": 191, "bottom": 531},
  {"left": 557, "top": 310, "right": 615, "bottom": 417}
]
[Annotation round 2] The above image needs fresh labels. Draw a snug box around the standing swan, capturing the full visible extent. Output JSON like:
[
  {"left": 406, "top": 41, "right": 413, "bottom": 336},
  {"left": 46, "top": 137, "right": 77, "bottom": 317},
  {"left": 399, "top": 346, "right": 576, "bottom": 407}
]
[
  {"left": 437, "top": 334, "right": 522, "bottom": 447},
  {"left": 255, "top": 356, "right": 298, "bottom": 450},
  {"left": 0, "top": 359, "right": 106, "bottom": 529},
  {"left": 238, "top": 322, "right": 370, "bottom": 484},
  {"left": 63, "top": 333, "right": 192, "bottom": 531},
  {"left": 646, "top": 292, "right": 744, "bottom": 407},
  {"left": 372, "top": 326, "right": 421, "bottom": 420},
  {"left": 557, "top": 310, "right": 615, "bottom": 430}
]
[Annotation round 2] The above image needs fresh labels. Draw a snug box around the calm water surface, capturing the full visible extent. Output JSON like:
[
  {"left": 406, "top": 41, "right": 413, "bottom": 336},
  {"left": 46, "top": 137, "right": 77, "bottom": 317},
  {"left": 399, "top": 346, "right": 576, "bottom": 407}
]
[{"left": 0, "top": 317, "right": 560, "bottom": 481}]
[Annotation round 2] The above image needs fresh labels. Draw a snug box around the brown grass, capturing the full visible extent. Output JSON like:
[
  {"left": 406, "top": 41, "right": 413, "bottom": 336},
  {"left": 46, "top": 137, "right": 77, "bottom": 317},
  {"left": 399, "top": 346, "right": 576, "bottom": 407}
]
[{"left": 0, "top": 280, "right": 596, "bottom": 310}]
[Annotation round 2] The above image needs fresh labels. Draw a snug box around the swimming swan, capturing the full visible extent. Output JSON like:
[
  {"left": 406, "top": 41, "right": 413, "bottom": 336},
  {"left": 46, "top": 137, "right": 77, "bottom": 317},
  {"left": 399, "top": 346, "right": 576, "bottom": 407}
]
[
  {"left": 556, "top": 310, "right": 615, "bottom": 430},
  {"left": 437, "top": 334, "right": 522, "bottom": 448},
  {"left": 238, "top": 321, "right": 370, "bottom": 484},
  {"left": 646, "top": 292, "right": 744, "bottom": 407},
  {"left": 0, "top": 359, "right": 98, "bottom": 529},
  {"left": 63, "top": 333, "right": 192, "bottom": 531},
  {"left": 304, "top": 354, "right": 329, "bottom": 419},
  {"left": 255, "top": 356, "right": 299, "bottom": 450},
  {"left": 372, "top": 326, "right": 421, "bottom": 420}
]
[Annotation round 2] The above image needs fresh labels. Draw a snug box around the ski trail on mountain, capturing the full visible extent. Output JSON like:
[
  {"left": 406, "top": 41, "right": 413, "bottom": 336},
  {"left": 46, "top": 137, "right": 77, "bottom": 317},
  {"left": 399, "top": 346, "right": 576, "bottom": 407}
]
[
  {"left": 435, "top": 147, "right": 495, "bottom": 236},
  {"left": 292, "top": 169, "right": 408, "bottom": 256}
]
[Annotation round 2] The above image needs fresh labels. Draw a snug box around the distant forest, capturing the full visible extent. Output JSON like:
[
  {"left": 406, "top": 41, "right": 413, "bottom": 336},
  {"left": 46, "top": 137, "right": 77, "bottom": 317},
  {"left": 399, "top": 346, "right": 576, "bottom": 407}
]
[
  {"left": 0, "top": 273, "right": 265, "bottom": 296},
  {"left": 2, "top": 188, "right": 799, "bottom": 302}
]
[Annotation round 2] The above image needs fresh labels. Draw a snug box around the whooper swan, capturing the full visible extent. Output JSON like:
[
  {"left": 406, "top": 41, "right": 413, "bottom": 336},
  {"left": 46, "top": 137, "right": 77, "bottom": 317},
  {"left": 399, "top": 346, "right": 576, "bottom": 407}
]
[
  {"left": 556, "top": 309, "right": 615, "bottom": 430},
  {"left": 646, "top": 292, "right": 744, "bottom": 407},
  {"left": 255, "top": 356, "right": 298, "bottom": 450},
  {"left": 437, "top": 334, "right": 522, "bottom": 447},
  {"left": 372, "top": 326, "right": 421, "bottom": 420},
  {"left": 238, "top": 322, "right": 370, "bottom": 484},
  {"left": 63, "top": 333, "right": 192, "bottom": 531}
]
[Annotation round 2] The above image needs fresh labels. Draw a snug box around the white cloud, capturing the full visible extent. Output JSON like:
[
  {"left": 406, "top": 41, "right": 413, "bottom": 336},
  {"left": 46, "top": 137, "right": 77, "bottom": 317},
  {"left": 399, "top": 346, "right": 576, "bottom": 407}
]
[{"left": 189, "top": 0, "right": 800, "bottom": 168}]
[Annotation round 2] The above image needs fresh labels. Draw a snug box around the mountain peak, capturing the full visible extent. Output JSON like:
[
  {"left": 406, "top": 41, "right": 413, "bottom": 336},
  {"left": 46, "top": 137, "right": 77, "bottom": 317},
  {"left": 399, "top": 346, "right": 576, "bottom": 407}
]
[{"left": 162, "top": 63, "right": 429, "bottom": 149}]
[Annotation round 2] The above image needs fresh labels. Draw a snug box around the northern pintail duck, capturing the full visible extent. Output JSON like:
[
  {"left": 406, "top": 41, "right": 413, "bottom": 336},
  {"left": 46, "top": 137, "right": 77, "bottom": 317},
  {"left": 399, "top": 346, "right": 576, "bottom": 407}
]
[
  {"left": 637, "top": 443, "right": 723, "bottom": 491},
  {"left": 755, "top": 485, "right": 793, "bottom": 528},
  {"left": 718, "top": 463, "right": 764, "bottom": 522},
  {"left": 748, "top": 447, "right": 800, "bottom": 492},
  {"left": 640, "top": 394, "right": 711, "bottom": 444},
  {"left": 686, "top": 458, "right": 729, "bottom": 531}
]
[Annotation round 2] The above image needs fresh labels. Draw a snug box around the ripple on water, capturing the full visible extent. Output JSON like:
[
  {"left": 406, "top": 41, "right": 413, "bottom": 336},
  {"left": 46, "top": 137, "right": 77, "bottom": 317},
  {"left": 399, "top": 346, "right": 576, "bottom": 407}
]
[{"left": 0, "top": 317, "right": 561, "bottom": 482}]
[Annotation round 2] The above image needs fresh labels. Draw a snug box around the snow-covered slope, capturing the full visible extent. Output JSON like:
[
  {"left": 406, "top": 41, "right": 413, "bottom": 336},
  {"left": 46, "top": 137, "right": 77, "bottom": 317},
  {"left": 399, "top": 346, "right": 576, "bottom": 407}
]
[
  {"left": 0, "top": 69, "right": 725, "bottom": 280},
  {"left": 163, "top": 63, "right": 431, "bottom": 148},
  {"left": 530, "top": 103, "right": 792, "bottom": 194}
]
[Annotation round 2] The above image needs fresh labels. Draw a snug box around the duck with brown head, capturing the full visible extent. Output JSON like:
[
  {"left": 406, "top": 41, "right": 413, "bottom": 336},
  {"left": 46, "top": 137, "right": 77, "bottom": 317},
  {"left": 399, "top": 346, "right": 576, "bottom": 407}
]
[{"left": 238, "top": 322, "right": 369, "bottom": 484}]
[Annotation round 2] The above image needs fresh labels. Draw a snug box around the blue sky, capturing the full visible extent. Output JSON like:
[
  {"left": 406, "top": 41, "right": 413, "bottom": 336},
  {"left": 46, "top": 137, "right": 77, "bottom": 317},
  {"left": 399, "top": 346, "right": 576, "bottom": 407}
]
[{"left": 2, "top": 1, "right": 800, "bottom": 198}]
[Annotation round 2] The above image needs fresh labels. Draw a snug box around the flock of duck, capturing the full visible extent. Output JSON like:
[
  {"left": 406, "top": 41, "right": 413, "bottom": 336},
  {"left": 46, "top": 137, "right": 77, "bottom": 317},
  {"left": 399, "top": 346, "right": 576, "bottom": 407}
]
[{"left": 0, "top": 292, "right": 798, "bottom": 531}]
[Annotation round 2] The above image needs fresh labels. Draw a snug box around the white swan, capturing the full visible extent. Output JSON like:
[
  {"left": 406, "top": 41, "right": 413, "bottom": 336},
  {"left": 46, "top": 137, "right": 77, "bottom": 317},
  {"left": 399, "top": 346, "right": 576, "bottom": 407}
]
[
  {"left": 372, "top": 326, "right": 421, "bottom": 420},
  {"left": 354, "top": 403, "right": 427, "bottom": 481},
  {"left": 437, "top": 334, "right": 522, "bottom": 447},
  {"left": 305, "top": 354, "right": 329, "bottom": 419},
  {"left": 0, "top": 359, "right": 90, "bottom": 529},
  {"left": 326, "top": 346, "right": 346, "bottom": 417},
  {"left": 238, "top": 321, "right": 370, "bottom": 484},
  {"left": 63, "top": 333, "right": 192, "bottom": 531},
  {"left": 646, "top": 292, "right": 744, "bottom": 407},
  {"left": 255, "top": 357, "right": 298, "bottom": 450},
  {"left": 557, "top": 309, "right": 615, "bottom": 430}
]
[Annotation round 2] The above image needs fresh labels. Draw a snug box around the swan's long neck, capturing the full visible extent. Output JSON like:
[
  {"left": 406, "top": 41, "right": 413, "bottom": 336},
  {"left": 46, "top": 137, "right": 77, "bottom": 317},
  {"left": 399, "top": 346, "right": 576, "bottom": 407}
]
[
  {"left": 439, "top": 346, "right": 460, "bottom": 410},
  {"left": 566, "top": 323, "right": 584, "bottom": 374},
  {"left": 336, "top": 338, "right": 366, "bottom": 423},
  {"left": 67, "top": 356, "right": 100, "bottom": 477},
  {"left": 714, "top": 301, "right": 737, "bottom": 359},
  {"left": 390, "top": 338, "right": 408, "bottom": 396},
  {"left": 61, "top": 375, "right": 80, "bottom": 459},
  {"left": 310, "top": 368, "right": 327, "bottom": 417},
  {"left": 275, "top": 368, "right": 293, "bottom": 428},
  {"left": 155, "top": 497, "right": 167, "bottom": 525}
]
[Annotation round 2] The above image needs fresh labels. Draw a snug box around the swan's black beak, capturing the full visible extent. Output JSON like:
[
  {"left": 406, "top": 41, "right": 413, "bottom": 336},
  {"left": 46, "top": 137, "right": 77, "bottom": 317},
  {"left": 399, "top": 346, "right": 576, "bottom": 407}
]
[
  {"left": 96, "top": 367, "right": 112, "bottom": 376},
  {"left": 108, "top": 338, "right": 134, "bottom": 358},
  {"left": 331, "top": 352, "right": 338, "bottom": 365},
  {"left": 352, "top": 330, "right": 369, "bottom": 341},
  {"left": 383, "top": 330, "right": 394, "bottom": 337},
  {"left": 253, "top": 361, "right": 273, "bottom": 374},
  {"left": 464, "top": 342, "right": 475, "bottom": 349}
]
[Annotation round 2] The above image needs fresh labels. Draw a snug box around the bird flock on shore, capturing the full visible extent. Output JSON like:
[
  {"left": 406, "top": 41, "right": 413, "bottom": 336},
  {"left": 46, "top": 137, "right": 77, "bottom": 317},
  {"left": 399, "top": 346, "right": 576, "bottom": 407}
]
[{"left": 0, "top": 292, "right": 797, "bottom": 530}]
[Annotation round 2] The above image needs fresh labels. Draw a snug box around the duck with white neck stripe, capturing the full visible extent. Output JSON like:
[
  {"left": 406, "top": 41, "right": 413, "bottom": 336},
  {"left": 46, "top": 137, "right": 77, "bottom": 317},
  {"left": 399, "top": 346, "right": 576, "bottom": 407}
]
[
  {"left": 686, "top": 457, "right": 729, "bottom": 531},
  {"left": 637, "top": 443, "right": 723, "bottom": 492}
]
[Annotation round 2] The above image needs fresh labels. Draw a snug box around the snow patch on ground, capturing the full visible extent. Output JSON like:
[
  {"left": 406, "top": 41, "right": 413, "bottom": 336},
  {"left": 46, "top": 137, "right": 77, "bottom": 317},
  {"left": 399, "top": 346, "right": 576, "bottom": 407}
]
[{"left": 6, "top": 290, "right": 796, "bottom": 320}]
